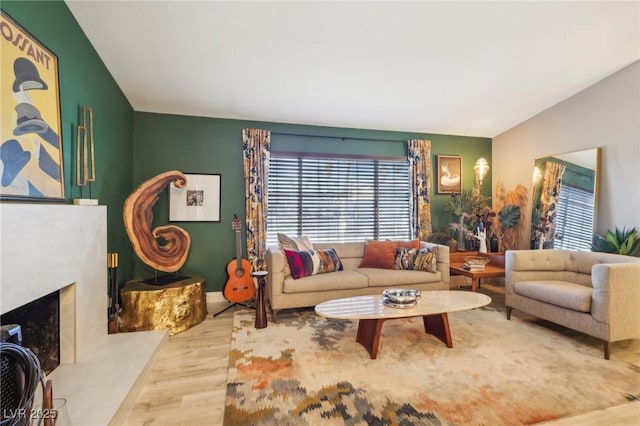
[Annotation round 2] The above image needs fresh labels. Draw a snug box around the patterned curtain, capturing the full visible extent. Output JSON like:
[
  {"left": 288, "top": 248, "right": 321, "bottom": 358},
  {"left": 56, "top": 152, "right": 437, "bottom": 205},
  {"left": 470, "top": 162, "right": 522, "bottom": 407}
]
[
  {"left": 407, "top": 139, "right": 433, "bottom": 240},
  {"left": 539, "top": 161, "right": 566, "bottom": 246},
  {"left": 242, "top": 128, "right": 271, "bottom": 271}
]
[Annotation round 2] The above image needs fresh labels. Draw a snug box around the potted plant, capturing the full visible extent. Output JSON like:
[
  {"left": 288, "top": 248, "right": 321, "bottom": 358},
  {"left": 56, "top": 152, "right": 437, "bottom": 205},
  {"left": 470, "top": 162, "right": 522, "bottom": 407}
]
[
  {"left": 496, "top": 204, "right": 521, "bottom": 252},
  {"left": 448, "top": 213, "right": 471, "bottom": 251},
  {"left": 444, "top": 189, "right": 488, "bottom": 251},
  {"left": 592, "top": 227, "right": 640, "bottom": 257},
  {"left": 425, "top": 230, "right": 454, "bottom": 246}
]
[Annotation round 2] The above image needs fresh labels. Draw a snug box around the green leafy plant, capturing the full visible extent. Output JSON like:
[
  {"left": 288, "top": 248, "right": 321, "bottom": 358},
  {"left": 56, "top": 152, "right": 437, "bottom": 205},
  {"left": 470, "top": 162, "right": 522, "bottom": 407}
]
[
  {"left": 443, "top": 189, "right": 492, "bottom": 251},
  {"left": 425, "top": 231, "right": 452, "bottom": 246},
  {"left": 443, "top": 188, "right": 488, "bottom": 218},
  {"left": 497, "top": 205, "right": 521, "bottom": 230},
  {"left": 592, "top": 227, "right": 640, "bottom": 257}
]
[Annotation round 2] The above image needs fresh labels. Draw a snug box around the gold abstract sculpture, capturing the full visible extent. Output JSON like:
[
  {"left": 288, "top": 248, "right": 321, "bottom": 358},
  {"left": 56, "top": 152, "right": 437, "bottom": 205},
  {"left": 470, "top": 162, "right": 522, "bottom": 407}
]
[{"left": 123, "top": 170, "right": 191, "bottom": 273}]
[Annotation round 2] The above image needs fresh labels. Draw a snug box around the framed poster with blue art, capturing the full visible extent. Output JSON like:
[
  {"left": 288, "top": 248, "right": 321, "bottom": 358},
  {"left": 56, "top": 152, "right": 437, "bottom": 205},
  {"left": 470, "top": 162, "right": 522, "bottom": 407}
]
[{"left": 1, "top": 10, "right": 65, "bottom": 201}]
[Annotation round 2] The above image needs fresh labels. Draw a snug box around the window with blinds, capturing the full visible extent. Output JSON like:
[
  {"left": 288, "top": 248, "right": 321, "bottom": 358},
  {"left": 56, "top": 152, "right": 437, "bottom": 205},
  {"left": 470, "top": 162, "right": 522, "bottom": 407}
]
[
  {"left": 554, "top": 183, "right": 595, "bottom": 250},
  {"left": 266, "top": 153, "right": 411, "bottom": 246}
]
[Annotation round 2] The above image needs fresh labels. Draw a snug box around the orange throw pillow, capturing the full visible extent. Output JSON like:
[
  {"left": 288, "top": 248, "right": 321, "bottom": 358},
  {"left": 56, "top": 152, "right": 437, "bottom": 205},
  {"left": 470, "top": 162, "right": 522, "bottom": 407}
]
[
  {"left": 396, "top": 239, "right": 420, "bottom": 250},
  {"left": 359, "top": 240, "right": 400, "bottom": 269}
]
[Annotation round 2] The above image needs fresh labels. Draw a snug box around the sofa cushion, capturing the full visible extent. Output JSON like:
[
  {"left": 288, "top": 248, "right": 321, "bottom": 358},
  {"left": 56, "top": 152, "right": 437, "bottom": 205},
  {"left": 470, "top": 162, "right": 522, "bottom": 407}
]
[
  {"left": 359, "top": 240, "right": 398, "bottom": 269},
  {"left": 313, "top": 242, "right": 364, "bottom": 270},
  {"left": 316, "top": 248, "right": 344, "bottom": 274},
  {"left": 396, "top": 239, "right": 421, "bottom": 249},
  {"left": 283, "top": 249, "right": 319, "bottom": 279},
  {"left": 394, "top": 247, "right": 438, "bottom": 272},
  {"left": 278, "top": 233, "right": 313, "bottom": 250},
  {"left": 278, "top": 233, "right": 313, "bottom": 276},
  {"left": 357, "top": 268, "right": 442, "bottom": 287},
  {"left": 514, "top": 280, "right": 593, "bottom": 313},
  {"left": 283, "top": 248, "right": 344, "bottom": 279},
  {"left": 282, "top": 270, "right": 368, "bottom": 293},
  {"left": 359, "top": 239, "right": 419, "bottom": 269},
  {"left": 313, "top": 241, "right": 364, "bottom": 258}
]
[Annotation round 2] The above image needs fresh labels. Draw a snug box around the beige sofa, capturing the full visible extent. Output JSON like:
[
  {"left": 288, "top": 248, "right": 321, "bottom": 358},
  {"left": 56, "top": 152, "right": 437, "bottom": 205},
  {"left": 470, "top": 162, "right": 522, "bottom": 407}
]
[
  {"left": 505, "top": 249, "right": 640, "bottom": 359},
  {"left": 267, "top": 241, "right": 450, "bottom": 321}
]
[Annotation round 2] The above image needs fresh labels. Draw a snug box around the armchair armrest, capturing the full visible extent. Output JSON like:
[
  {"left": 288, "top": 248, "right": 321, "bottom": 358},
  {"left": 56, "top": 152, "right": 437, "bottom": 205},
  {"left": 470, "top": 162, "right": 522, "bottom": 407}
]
[{"left": 591, "top": 262, "right": 640, "bottom": 340}]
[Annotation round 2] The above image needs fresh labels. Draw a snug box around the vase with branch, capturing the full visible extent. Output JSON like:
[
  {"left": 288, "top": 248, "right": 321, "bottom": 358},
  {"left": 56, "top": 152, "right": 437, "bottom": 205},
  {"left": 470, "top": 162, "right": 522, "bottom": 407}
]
[{"left": 444, "top": 189, "right": 489, "bottom": 251}]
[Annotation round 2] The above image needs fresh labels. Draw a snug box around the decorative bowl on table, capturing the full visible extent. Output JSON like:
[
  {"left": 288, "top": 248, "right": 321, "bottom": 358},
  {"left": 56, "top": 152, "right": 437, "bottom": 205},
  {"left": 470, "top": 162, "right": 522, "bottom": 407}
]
[
  {"left": 463, "top": 256, "right": 491, "bottom": 267},
  {"left": 382, "top": 288, "right": 420, "bottom": 308}
]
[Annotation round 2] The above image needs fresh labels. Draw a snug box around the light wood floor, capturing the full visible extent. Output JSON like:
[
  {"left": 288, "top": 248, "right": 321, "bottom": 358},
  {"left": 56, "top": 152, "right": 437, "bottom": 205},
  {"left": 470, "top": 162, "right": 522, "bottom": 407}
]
[
  {"left": 117, "top": 301, "right": 234, "bottom": 425},
  {"left": 118, "top": 287, "right": 639, "bottom": 425}
]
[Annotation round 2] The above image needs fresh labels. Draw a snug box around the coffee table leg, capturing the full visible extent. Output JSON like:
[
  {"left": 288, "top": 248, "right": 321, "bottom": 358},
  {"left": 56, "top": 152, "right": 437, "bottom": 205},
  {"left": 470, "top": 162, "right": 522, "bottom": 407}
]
[
  {"left": 356, "top": 318, "right": 385, "bottom": 359},
  {"left": 423, "top": 313, "right": 453, "bottom": 348}
]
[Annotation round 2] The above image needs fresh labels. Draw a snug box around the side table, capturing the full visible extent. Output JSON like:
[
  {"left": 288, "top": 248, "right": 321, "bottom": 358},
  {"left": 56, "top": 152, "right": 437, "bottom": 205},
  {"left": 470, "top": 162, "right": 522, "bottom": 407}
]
[
  {"left": 119, "top": 274, "right": 207, "bottom": 335},
  {"left": 252, "top": 271, "right": 268, "bottom": 329},
  {"left": 449, "top": 252, "right": 505, "bottom": 292},
  {"left": 449, "top": 264, "right": 505, "bottom": 292}
]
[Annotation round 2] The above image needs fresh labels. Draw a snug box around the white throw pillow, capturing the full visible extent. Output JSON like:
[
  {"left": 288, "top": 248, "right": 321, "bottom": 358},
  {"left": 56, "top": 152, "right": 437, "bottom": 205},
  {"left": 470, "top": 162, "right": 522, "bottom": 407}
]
[{"left": 277, "top": 233, "right": 313, "bottom": 276}]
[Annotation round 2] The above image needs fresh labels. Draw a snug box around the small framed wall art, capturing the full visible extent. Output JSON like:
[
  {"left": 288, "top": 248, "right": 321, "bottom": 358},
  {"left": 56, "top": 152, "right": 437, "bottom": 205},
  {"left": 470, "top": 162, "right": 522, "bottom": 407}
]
[
  {"left": 169, "top": 173, "right": 221, "bottom": 222},
  {"left": 436, "top": 155, "right": 462, "bottom": 194},
  {"left": 1, "top": 10, "right": 65, "bottom": 202}
]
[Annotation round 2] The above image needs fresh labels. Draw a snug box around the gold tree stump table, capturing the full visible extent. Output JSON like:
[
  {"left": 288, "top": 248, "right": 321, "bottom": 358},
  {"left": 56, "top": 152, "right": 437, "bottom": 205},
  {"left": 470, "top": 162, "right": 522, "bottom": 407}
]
[{"left": 119, "top": 274, "right": 207, "bottom": 335}]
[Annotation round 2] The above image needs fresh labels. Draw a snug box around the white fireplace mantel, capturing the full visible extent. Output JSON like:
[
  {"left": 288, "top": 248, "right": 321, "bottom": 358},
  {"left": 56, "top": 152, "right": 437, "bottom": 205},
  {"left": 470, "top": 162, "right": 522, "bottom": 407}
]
[{"left": 1, "top": 203, "right": 166, "bottom": 425}]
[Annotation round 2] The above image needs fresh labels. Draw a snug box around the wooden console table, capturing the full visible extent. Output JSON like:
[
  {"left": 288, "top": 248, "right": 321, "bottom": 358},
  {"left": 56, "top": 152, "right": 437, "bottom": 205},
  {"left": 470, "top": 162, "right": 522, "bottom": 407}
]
[
  {"left": 449, "top": 251, "right": 505, "bottom": 292},
  {"left": 119, "top": 274, "right": 207, "bottom": 335}
]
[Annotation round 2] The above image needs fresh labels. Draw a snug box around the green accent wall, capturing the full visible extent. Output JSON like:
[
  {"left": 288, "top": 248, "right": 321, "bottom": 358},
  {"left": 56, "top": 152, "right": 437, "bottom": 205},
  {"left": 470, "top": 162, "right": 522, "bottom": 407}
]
[
  {"left": 2, "top": 1, "right": 136, "bottom": 284},
  {"left": 134, "top": 114, "right": 491, "bottom": 291},
  {"left": 4, "top": 1, "right": 492, "bottom": 294}
]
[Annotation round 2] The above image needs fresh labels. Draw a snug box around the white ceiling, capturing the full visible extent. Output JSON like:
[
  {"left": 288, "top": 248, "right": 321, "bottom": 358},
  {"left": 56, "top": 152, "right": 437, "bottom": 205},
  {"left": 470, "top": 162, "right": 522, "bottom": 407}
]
[{"left": 65, "top": 1, "right": 639, "bottom": 138}]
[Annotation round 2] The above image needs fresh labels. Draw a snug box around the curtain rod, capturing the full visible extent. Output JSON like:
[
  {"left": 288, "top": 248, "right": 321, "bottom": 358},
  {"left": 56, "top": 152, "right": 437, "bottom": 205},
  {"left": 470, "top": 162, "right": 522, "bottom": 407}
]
[{"left": 270, "top": 131, "right": 406, "bottom": 144}]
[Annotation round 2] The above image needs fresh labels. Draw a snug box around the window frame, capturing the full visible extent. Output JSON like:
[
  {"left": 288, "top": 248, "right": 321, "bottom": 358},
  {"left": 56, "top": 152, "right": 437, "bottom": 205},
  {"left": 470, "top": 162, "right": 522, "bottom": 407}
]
[{"left": 266, "top": 150, "right": 411, "bottom": 246}]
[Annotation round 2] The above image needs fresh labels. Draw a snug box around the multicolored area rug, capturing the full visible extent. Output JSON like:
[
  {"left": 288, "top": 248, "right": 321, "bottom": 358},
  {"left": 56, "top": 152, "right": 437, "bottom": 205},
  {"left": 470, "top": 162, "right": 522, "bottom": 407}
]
[{"left": 224, "top": 298, "right": 639, "bottom": 425}]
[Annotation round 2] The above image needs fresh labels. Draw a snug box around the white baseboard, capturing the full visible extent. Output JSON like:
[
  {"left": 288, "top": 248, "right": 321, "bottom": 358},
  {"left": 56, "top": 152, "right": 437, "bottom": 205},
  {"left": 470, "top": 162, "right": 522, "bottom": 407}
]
[{"left": 207, "top": 291, "right": 226, "bottom": 304}]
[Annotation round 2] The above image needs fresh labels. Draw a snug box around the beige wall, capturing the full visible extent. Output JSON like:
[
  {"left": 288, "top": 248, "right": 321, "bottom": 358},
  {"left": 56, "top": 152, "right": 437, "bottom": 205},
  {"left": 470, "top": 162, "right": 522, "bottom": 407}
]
[{"left": 492, "top": 60, "right": 639, "bottom": 248}]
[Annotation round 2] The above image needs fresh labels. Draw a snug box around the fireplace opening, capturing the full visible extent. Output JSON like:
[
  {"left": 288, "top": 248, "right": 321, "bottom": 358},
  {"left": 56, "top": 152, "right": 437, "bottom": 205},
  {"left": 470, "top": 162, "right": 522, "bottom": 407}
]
[{"left": 1, "top": 291, "right": 60, "bottom": 374}]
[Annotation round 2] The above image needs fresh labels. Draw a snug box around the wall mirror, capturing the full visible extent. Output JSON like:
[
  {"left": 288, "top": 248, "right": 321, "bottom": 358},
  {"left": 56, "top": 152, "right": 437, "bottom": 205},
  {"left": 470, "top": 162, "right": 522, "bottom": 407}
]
[{"left": 530, "top": 147, "right": 600, "bottom": 250}]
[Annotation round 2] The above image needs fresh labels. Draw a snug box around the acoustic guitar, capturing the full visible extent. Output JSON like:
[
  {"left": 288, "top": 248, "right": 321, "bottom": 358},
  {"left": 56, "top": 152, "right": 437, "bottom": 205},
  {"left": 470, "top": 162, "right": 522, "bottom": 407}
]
[{"left": 223, "top": 215, "right": 255, "bottom": 303}]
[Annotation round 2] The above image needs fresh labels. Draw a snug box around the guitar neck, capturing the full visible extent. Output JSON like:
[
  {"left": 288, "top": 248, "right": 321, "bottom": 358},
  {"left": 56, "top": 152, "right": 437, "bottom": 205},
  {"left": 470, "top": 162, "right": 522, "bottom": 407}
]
[{"left": 235, "top": 228, "right": 242, "bottom": 271}]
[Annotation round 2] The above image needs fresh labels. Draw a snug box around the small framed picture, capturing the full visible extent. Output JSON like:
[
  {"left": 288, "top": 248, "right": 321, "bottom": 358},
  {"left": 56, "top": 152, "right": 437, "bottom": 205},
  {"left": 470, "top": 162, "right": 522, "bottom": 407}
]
[
  {"left": 436, "top": 155, "right": 462, "bottom": 193},
  {"left": 169, "top": 173, "right": 221, "bottom": 222}
]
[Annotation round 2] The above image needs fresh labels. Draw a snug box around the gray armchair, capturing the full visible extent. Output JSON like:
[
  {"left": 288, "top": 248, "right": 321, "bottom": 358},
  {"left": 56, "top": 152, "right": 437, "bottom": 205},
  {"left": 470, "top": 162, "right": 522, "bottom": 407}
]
[{"left": 505, "top": 249, "right": 640, "bottom": 359}]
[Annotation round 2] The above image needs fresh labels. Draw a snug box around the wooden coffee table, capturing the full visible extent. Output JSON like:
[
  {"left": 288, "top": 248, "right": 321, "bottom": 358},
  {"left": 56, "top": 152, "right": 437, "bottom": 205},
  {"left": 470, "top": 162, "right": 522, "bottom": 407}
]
[{"left": 315, "top": 291, "right": 491, "bottom": 359}]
